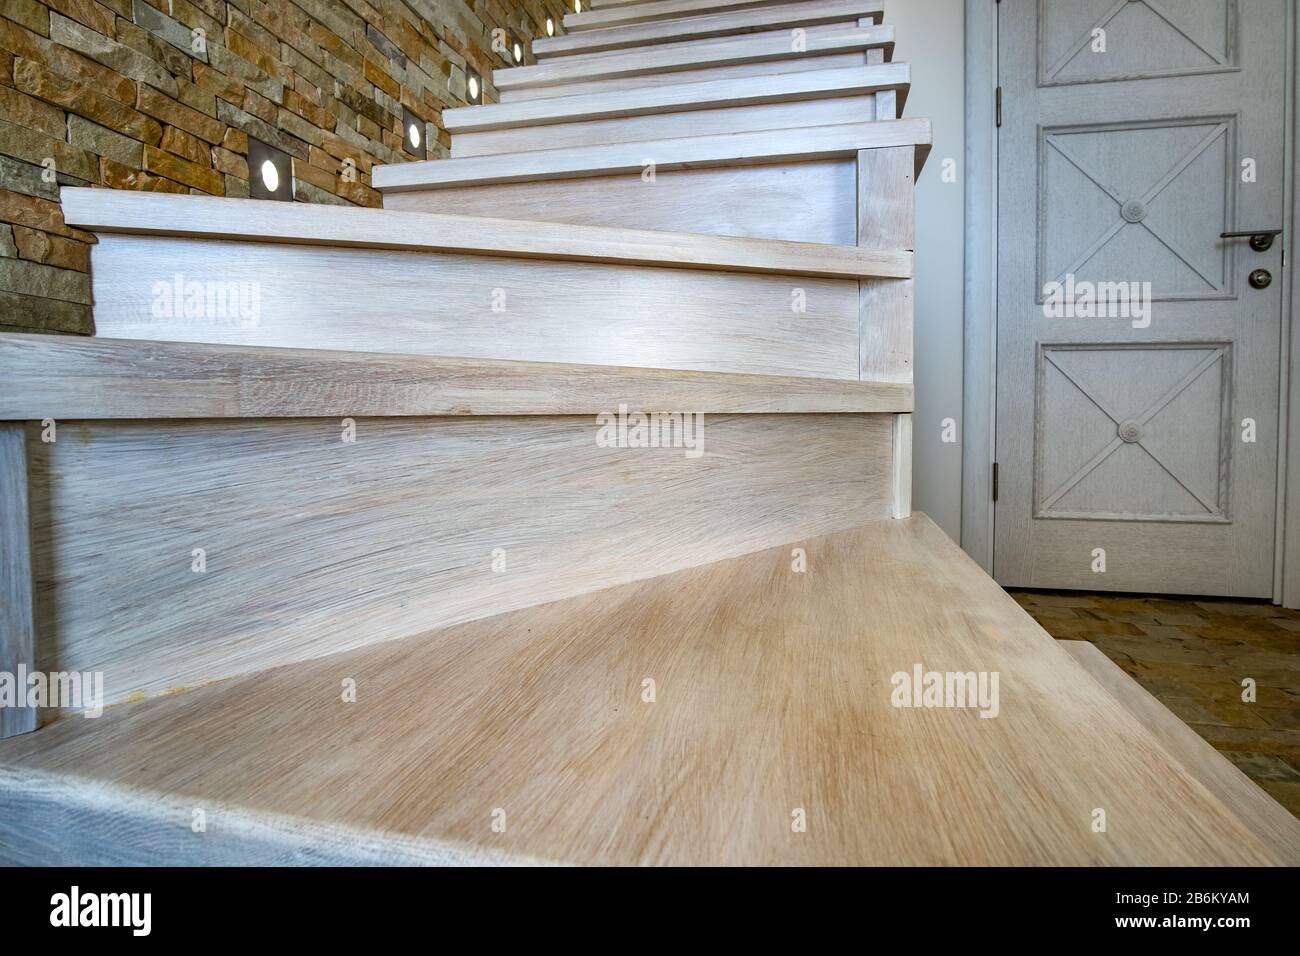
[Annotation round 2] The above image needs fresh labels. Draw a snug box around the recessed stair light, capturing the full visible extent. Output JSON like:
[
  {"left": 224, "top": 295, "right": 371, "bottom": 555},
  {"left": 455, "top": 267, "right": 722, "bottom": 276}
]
[
  {"left": 546, "top": 17, "right": 554, "bottom": 36},
  {"left": 466, "top": 69, "right": 482, "bottom": 104},
  {"left": 402, "top": 107, "right": 424, "bottom": 157},
  {"left": 248, "top": 138, "right": 292, "bottom": 201},
  {"left": 513, "top": 40, "right": 523, "bottom": 63}
]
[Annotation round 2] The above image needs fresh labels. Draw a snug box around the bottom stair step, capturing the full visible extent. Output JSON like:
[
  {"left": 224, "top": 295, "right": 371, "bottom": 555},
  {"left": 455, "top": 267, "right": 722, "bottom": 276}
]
[
  {"left": 1, "top": 515, "right": 1296, "bottom": 866},
  {"left": 1059, "top": 640, "right": 1300, "bottom": 857}
]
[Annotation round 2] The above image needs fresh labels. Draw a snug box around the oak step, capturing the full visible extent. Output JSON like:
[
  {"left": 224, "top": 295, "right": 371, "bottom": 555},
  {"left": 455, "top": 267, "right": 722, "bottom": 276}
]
[
  {"left": 62, "top": 188, "right": 908, "bottom": 379},
  {"left": 2, "top": 331, "right": 908, "bottom": 713},
  {"left": 448, "top": 63, "right": 908, "bottom": 133},
  {"left": 376, "top": 117, "right": 930, "bottom": 190},
  {"left": 1059, "top": 640, "right": 1300, "bottom": 857},
  {"left": 377, "top": 119, "right": 928, "bottom": 245},
  {"left": 0, "top": 333, "right": 912, "bottom": 421},
  {"left": 499, "top": 25, "right": 891, "bottom": 102},
  {"left": 534, "top": 0, "right": 881, "bottom": 58},
  {"left": 566, "top": 0, "right": 816, "bottom": 32},
  {"left": 494, "top": 24, "right": 893, "bottom": 102},
  {"left": 2, "top": 516, "right": 1296, "bottom": 865},
  {"left": 447, "top": 64, "right": 909, "bottom": 158}
]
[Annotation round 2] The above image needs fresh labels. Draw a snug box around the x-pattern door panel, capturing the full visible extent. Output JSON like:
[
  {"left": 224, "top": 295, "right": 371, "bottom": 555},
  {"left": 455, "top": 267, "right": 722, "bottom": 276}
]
[
  {"left": 996, "top": 0, "right": 1284, "bottom": 597},
  {"left": 1040, "top": 117, "right": 1237, "bottom": 300}
]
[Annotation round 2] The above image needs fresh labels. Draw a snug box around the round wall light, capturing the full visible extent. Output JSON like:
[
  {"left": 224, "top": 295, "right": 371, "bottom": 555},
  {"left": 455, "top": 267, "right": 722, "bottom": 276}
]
[
  {"left": 259, "top": 159, "right": 279, "bottom": 193},
  {"left": 248, "top": 138, "right": 292, "bottom": 201}
]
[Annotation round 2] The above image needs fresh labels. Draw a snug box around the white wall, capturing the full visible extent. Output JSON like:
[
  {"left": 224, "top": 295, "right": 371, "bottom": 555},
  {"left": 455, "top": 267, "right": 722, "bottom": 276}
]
[{"left": 888, "top": 0, "right": 966, "bottom": 541}]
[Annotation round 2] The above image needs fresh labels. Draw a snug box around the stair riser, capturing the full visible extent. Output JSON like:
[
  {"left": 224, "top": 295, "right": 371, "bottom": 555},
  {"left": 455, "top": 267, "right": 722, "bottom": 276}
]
[
  {"left": 88, "top": 234, "right": 861, "bottom": 379},
  {"left": 499, "top": 52, "right": 867, "bottom": 102},
  {"left": 452, "top": 94, "right": 878, "bottom": 158},
  {"left": 383, "top": 158, "right": 857, "bottom": 245},
  {"left": 534, "top": 1, "right": 882, "bottom": 59},
  {"left": 543, "top": 18, "right": 862, "bottom": 58},
  {"left": 568, "top": 0, "right": 798, "bottom": 32},
  {"left": 28, "top": 413, "right": 896, "bottom": 712}
]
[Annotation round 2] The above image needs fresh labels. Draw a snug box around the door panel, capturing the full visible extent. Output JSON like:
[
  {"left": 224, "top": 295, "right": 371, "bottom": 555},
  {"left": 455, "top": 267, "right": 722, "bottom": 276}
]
[{"left": 995, "top": 0, "right": 1286, "bottom": 596}]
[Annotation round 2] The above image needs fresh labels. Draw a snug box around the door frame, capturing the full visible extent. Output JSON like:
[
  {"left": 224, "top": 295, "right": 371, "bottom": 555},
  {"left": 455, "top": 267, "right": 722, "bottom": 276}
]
[{"left": 961, "top": 0, "right": 1300, "bottom": 607}]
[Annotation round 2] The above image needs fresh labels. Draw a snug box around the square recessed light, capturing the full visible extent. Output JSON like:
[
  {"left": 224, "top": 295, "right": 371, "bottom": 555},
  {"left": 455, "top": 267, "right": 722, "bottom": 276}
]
[
  {"left": 401, "top": 107, "right": 424, "bottom": 157},
  {"left": 248, "top": 138, "right": 292, "bottom": 201},
  {"left": 465, "top": 68, "right": 483, "bottom": 105},
  {"left": 546, "top": 17, "right": 555, "bottom": 37},
  {"left": 512, "top": 38, "right": 524, "bottom": 63}
]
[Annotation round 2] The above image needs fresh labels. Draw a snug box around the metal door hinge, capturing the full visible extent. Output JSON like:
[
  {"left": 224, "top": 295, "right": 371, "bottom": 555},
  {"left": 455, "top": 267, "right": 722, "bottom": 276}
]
[
  {"left": 992, "top": 462, "right": 1000, "bottom": 502},
  {"left": 995, "top": 87, "right": 1002, "bottom": 128}
]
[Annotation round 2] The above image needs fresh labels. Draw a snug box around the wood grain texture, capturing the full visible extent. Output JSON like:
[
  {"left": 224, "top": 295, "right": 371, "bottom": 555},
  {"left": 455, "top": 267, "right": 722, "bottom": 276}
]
[
  {"left": 451, "top": 95, "right": 883, "bottom": 158},
  {"left": 373, "top": 118, "right": 932, "bottom": 190},
  {"left": 858, "top": 146, "right": 915, "bottom": 382},
  {"left": 0, "top": 768, "right": 527, "bottom": 866},
  {"left": 0, "top": 424, "right": 36, "bottom": 738},
  {"left": 533, "top": 0, "right": 880, "bottom": 58},
  {"left": 85, "top": 234, "right": 867, "bottom": 380},
  {"left": 26, "top": 414, "right": 895, "bottom": 709},
  {"left": 2, "top": 516, "right": 1294, "bottom": 865},
  {"left": 1059, "top": 640, "right": 1300, "bottom": 859},
  {"left": 383, "top": 160, "right": 859, "bottom": 245},
  {"left": 0, "top": 334, "right": 914, "bottom": 420},
  {"left": 444, "top": 64, "right": 909, "bottom": 132},
  {"left": 891, "top": 412, "right": 912, "bottom": 518},
  {"left": 493, "top": 24, "right": 892, "bottom": 95},
  {"left": 567, "top": 0, "right": 798, "bottom": 31},
  {"left": 498, "top": 53, "right": 869, "bottom": 103},
  {"left": 61, "top": 188, "right": 909, "bottom": 280}
]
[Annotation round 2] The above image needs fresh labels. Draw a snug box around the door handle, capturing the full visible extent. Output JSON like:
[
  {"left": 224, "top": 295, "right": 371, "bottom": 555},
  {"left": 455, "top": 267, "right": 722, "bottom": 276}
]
[{"left": 1220, "top": 228, "right": 1283, "bottom": 252}]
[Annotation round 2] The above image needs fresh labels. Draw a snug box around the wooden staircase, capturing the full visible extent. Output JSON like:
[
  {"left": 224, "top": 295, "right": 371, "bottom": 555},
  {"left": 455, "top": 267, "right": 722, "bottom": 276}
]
[{"left": 1, "top": 0, "right": 1297, "bottom": 866}]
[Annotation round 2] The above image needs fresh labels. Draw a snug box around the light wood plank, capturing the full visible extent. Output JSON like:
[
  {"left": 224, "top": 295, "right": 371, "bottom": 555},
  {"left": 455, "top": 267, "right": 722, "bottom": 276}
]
[
  {"left": 1059, "top": 640, "right": 1300, "bottom": 859},
  {"left": 2, "top": 516, "right": 1294, "bottom": 865},
  {"left": 858, "top": 146, "right": 915, "bottom": 383},
  {"left": 383, "top": 160, "right": 859, "bottom": 245},
  {"left": 498, "top": 52, "right": 869, "bottom": 103},
  {"left": 61, "top": 188, "right": 909, "bottom": 281},
  {"left": 0, "top": 334, "right": 914, "bottom": 420},
  {"left": 567, "top": 0, "right": 797, "bottom": 31},
  {"left": 493, "top": 24, "right": 893, "bottom": 94},
  {"left": 373, "top": 118, "right": 932, "bottom": 191},
  {"left": 534, "top": 0, "right": 881, "bottom": 58},
  {"left": 23, "top": 414, "right": 895, "bottom": 709},
  {"left": 451, "top": 94, "right": 881, "bottom": 158},
  {"left": 85, "top": 234, "right": 868, "bottom": 380},
  {"left": 0, "top": 424, "right": 36, "bottom": 738},
  {"left": 891, "top": 412, "right": 912, "bottom": 518},
  {"left": 445, "top": 64, "right": 909, "bottom": 132}
]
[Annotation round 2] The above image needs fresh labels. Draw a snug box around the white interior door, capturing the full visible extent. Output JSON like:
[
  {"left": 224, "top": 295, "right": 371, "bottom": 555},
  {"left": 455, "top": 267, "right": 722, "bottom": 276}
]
[{"left": 995, "top": 0, "right": 1287, "bottom": 596}]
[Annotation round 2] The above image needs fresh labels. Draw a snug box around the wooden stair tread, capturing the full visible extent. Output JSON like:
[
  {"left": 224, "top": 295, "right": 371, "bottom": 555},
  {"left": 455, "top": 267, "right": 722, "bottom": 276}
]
[
  {"left": 374, "top": 118, "right": 931, "bottom": 191},
  {"left": 534, "top": 0, "right": 882, "bottom": 58},
  {"left": 0, "top": 333, "right": 914, "bottom": 420},
  {"left": 494, "top": 24, "right": 893, "bottom": 95},
  {"left": 567, "top": 0, "right": 820, "bottom": 32},
  {"left": 61, "top": 188, "right": 909, "bottom": 281},
  {"left": 1059, "top": 640, "right": 1300, "bottom": 857},
  {"left": 444, "top": 63, "right": 908, "bottom": 133},
  {"left": 0, "top": 516, "right": 1295, "bottom": 866}
]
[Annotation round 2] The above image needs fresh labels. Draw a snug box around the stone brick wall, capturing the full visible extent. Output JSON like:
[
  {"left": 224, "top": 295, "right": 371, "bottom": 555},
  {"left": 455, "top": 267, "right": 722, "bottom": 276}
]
[{"left": 0, "top": 0, "right": 566, "bottom": 334}]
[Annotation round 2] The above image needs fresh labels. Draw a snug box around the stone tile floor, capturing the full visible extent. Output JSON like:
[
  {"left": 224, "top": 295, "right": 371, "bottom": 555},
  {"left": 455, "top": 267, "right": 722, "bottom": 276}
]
[{"left": 1009, "top": 590, "right": 1300, "bottom": 820}]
